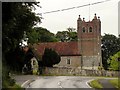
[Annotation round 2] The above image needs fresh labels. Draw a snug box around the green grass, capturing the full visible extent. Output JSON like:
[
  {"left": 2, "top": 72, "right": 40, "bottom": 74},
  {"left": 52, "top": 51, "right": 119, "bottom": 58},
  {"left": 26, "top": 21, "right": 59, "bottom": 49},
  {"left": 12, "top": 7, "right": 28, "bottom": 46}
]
[
  {"left": 109, "top": 78, "right": 120, "bottom": 89},
  {"left": 2, "top": 79, "right": 22, "bottom": 89},
  {"left": 3, "top": 83, "right": 22, "bottom": 89},
  {"left": 89, "top": 79, "right": 103, "bottom": 88},
  {"left": 11, "top": 84, "right": 21, "bottom": 88}
]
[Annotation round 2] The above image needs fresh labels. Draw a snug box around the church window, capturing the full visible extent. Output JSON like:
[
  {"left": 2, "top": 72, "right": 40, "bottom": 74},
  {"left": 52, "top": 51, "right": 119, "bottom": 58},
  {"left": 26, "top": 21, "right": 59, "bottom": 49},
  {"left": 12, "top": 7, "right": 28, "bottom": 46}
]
[
  {"left": 89, "top": 27, "right": 92, "bottom": 32},
  {"left": 67, "top": 58, "right": 70, "bottom": 64},
  {"left": 82, "top": 27, "right": 86, "bottom": 33}
]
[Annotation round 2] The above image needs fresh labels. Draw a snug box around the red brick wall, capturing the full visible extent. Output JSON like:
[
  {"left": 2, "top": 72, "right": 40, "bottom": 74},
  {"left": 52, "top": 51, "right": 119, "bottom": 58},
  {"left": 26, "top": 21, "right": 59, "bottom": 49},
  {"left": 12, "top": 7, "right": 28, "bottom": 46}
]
[
  {"left": 77, "top": 15, "right": 101, "bottom": 56},
  {"left": 77, "top": 15, "right": 102, "bottom": 68}
]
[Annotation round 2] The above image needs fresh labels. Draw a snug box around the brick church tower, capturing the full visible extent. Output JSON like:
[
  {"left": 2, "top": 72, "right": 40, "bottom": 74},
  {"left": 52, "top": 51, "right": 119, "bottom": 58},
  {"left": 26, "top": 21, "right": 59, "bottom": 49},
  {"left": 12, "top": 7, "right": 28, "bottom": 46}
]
[{"left": 77, "top": 14, "right": 102, "bottom": 69}]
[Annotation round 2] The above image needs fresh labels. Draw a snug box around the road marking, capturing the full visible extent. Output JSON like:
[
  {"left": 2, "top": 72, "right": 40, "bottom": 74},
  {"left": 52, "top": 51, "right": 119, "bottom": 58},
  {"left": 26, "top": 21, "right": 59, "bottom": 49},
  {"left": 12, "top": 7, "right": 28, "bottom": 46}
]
[
  {"left": 21, "top": 80, "right": 30, "bottom": 87},
  {"left": 58, "top": 81, "right": 63, "bottom": 88},
  {"left": 86, "top": 79, "right": 95, "bottom": 88},
  {"left": 59, "top": 85, "right": 63, "bottom": 88}
]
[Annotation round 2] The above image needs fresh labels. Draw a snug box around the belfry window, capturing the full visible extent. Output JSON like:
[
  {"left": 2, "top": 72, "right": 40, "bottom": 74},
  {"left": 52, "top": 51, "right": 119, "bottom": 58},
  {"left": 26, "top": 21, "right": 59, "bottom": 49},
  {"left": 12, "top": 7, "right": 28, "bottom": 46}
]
[
  {"left": 82, "top": 27, "right": 86, "bottom": 33},
  {"left": 89, "top": 27, "right": 92, "bottom": 32}
]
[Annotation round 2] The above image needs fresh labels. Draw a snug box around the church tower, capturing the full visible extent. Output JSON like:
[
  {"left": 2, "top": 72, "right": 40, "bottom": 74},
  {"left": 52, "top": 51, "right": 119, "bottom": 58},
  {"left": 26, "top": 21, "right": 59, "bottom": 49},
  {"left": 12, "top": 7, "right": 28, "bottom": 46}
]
[{"left": 77, "top": 14, "right": 102, "bottom": 69}]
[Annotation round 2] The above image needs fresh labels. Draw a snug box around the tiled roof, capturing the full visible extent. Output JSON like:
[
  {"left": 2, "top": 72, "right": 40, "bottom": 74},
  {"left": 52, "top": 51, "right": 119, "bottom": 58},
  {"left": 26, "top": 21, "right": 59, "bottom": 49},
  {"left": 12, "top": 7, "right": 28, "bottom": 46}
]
[{"left": 33, "top": 41, "right": 81, "bottom": 56}]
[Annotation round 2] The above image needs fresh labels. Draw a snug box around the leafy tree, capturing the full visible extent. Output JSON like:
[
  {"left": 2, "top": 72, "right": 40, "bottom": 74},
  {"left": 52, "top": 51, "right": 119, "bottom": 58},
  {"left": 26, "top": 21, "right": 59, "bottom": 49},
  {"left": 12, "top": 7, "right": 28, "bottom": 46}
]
[
  {"left": 107, "top": 51, "right": 120, "bottom": 71},
  {"left": 56, "top": 31, "right": 69, "bottom": 42},
  {"left": 27, "top": 27, "right": 58, "bottom": 44},
  {"left": 27, "top": 28, "right": 40, "bottom": 44},
  {"left": 2, "top": 2, "right": 40, "bottom": 53},
  {"left": 42, "top": 48, "right": 61, "bottom": 67},
  {"left": 2, "top": 2, "right": 40, "bottom": 68},
  {"left": 36, "top": 27, "right": 58, "bottom": 42},
  {"left": 56, "top": 27, "right": 77, "bottom": 42},
  {"left": 68, "top": 31, "right": 78, "bottom": 41},
  {"left": 2, "top": 2, "right": 41, "bottom": 88},
  {"left": 101, "top": 34, "right": 120, "bottom": 70}
]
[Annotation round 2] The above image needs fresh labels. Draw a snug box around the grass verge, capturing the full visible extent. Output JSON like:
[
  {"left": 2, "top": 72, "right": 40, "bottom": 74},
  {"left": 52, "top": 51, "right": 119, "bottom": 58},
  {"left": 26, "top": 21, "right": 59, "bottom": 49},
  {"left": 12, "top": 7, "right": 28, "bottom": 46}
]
[
  {"left": 2, "top": 84, "right": 23, "bottom": 90},
  {"left": 89, "top": 79, "right": 103, "bottom": 88},
  {"left": 109, "top": 78, "right": 120, "bottom": 89}
]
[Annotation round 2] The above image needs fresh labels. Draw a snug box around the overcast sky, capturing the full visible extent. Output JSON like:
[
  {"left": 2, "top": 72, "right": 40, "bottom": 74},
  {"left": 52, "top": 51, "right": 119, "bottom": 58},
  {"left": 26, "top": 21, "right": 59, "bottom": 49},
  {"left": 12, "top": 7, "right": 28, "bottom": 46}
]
[{"left": 36, "top": 0, "right": 119, "bottom": 36}]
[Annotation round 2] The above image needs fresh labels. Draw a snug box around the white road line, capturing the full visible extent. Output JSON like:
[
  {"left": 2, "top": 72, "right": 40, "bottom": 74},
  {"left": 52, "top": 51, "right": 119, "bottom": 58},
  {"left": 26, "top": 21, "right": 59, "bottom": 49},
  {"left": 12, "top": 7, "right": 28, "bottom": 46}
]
[
  {"left": 86, "top": 79, "right": 95, "bottom": 88},
  {"left": 21, "top": 80, "right": 30, "bottom": 87},
  {"left": 58, "top": 81, "right": 63, "bottom": 88}
]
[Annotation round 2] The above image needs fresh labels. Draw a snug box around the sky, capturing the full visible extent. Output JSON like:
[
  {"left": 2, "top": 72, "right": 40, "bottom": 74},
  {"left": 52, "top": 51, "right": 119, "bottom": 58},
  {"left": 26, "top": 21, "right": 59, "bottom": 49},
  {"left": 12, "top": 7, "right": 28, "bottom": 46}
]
[{"left": 35, "top": 0, "right": 119, "bottom": 36}]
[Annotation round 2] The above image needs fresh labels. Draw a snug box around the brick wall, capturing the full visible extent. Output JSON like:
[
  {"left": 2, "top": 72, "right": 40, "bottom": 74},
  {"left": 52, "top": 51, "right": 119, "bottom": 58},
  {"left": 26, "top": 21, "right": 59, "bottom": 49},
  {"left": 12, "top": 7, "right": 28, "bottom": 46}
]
[{"left": 77, "top": 14, "right": 102, "bottom": 68}]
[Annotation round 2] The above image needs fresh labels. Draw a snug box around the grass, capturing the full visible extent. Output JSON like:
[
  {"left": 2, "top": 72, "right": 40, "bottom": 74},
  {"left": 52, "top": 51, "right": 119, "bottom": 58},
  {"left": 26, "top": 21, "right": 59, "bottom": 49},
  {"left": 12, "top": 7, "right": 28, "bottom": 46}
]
[
  {"left": 8, "top": 84, "right": 22, "bottom": 88},
  {"left": 89, "top": 79, "right": 103, "bottom": 88},
  {"left": 2, "top": 78, "right": 23, "bottom": 89},
  {"left": 3, "top": 83, "right": 23, "bottom": 89},
  {"left": 109, "top": 78, "right": 120, "bottom": 89}
]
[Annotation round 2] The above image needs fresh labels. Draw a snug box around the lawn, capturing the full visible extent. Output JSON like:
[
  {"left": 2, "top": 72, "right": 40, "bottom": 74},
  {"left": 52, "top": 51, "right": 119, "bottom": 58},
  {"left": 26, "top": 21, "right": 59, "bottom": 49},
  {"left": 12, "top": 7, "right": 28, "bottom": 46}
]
[
  {"left": 109, "top": 78, "right": 120, "bottom": 88},
  {"left": 89, "top": 79, "right": 103, "bottom": 88},
  {"left": 89, "top": 78, "right": 119, "bottom": 89}
]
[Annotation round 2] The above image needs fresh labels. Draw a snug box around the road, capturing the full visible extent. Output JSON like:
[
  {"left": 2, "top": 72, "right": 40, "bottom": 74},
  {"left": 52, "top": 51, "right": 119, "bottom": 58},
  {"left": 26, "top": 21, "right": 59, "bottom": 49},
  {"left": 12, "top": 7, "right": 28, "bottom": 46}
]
[
  {"left": 12, "top": 75, "right": 117, "bottom": 89},
  {"left": 27, "top": 76, "right": 93, "bottom": 88},
  {"left": 12, "top": 75, "right": 96, "bottom": 88}
]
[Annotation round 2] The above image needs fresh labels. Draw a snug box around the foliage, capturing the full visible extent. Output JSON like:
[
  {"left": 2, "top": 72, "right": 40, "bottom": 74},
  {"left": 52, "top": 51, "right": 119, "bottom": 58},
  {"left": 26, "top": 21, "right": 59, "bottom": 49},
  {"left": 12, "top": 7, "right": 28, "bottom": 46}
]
[
  {"left": 42, "top": 48, "right": 61, "bottom": 67},
  {"left": 107, "top": 51, "right": 120, "bottom": 71},
  {"left": 27, "top": 27, "right": 58, "bottom": 44},
  {"left": 2, "top": 2, "right": 41, "bottom": 88},
  {"left": 101, "top": 34, "right": 120, "bottom": 70},
  {"left": 2, "top": 2, "right": 40, "bottom": 53},
  {"left": 2, "top": 62, "right": 17, "bottom": 88},
  {"left": 2, "top": 2, "right": 40, "bottom": 69},
  {"left": 56, "top": 27, "right": 77, "bottom": 42},
  {"left": 27, "top": 27, "right": 77, "bottom": 44},
  {"left": 27, "top": 29, "right": 40, "bottom": 44},
  {"left": 89, "top": 79, "right": 103, "bottom": 88},
  {"left": 109, "top": 78, "right": 120, "bottom": 88}
]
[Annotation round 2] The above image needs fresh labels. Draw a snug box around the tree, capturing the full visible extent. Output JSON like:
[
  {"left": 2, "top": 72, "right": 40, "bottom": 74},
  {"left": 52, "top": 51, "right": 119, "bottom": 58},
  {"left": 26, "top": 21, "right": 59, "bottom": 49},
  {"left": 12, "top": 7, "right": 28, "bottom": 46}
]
[
  {"left": 56, "top": 27, "right": 77, "bottom": 42},
  {"left": 42, "top": 48, "right": 61, "bottom": 67},
  {"left": 2, "top": 2, "right": 41, "bottom": 88},
  {"left": 101, "top": 34, "right": 120, "bottom": 70},
  {"left": 56, "top": 31, "right": 69, "bottom": 42},
  {"left": 27, "top": 27, "right": 58, "bottom": 44},
  {"left": 68, "top": 31, "right": 78, "bottom": 41},
  {"left": 27, "top": 28, "right": 40, "bottom": 44},
  {"left": 2, "top": 2, "right": 40, "bottom": 68},
  {"left": 2, "top": 2, "right": 41, "bottom": 53},
  {"left": 107, "top": 51, "right": 120, "bottom": 71}
]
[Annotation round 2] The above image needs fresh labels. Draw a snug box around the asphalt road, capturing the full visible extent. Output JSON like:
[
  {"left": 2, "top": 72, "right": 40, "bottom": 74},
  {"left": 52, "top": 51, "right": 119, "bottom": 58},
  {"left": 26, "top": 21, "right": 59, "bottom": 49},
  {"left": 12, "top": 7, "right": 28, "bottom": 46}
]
[
  {"left": 27, "top": 76, "right": 94, "bottom": 88},
  {"left": 12, "top": 75, "right": 117, "bottom": 89},
  {"left": 12, "top": 75, "right": 96, "bottom": 88}
]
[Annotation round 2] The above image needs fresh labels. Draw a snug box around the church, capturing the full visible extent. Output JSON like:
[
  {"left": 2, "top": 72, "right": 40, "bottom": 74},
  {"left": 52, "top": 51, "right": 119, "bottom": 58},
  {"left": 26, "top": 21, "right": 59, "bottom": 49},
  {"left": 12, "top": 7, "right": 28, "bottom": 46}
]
[{"left": 33, "top": 14, "right": 102, "bottom": 70}]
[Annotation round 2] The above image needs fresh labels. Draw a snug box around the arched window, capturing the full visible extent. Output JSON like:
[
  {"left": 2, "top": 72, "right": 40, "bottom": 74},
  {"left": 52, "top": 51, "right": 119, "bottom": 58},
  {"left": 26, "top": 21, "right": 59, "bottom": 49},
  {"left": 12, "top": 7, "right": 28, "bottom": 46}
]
[
  {"left": 89, "top": 27, "right": 92, "bottom": 32},
  {"left": 82, "top": 27, "right": 86, "bottom": 33}
]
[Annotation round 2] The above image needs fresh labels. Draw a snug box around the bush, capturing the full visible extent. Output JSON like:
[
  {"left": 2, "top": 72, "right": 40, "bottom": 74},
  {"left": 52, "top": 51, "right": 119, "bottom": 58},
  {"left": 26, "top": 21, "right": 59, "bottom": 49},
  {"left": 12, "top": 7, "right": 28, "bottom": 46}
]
[
  {"left": 108, "top": 51, "right": 120, "bottom": 71},
  {"left": 42, "top": 48, "right": 61, "bottom": 67}
]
